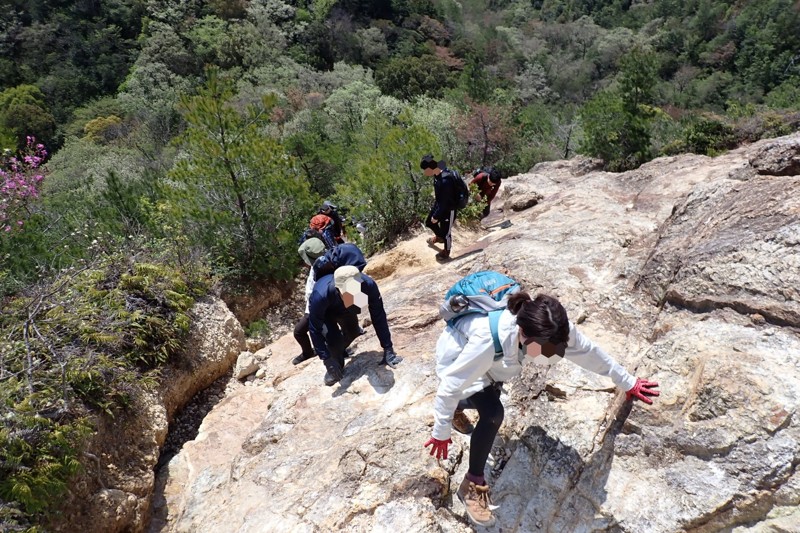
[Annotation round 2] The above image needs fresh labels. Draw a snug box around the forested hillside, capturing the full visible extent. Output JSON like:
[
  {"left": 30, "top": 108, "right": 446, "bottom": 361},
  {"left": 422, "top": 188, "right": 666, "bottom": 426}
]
[{"left": 1, "top": 0, "right": 799, "bottom": 529}]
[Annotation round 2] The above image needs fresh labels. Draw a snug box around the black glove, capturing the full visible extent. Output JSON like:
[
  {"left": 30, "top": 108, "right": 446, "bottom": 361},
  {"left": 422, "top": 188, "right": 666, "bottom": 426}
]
[{"left": 324, "top": 357, "right": 344, "bottom": 382}]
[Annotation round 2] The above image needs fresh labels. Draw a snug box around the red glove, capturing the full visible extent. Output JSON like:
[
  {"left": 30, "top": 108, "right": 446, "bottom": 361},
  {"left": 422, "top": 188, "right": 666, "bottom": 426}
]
[
  {"left": 424, "top": 437, "right": 452, "bottom": 460},
  {"left": 626, "top": 378, "right": 660, "bottom": 404}
]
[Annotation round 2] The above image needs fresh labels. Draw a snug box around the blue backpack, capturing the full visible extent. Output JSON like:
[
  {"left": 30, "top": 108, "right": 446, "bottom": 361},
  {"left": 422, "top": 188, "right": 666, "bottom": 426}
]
[{"left": 439, "top": 271, "right": 521, "bottom": 359}]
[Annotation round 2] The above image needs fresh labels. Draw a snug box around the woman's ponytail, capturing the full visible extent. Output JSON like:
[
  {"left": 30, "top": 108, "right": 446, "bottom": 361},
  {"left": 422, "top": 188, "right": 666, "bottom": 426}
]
[{"left": 507, "top": 292, "right": 532, "bottom": 315}]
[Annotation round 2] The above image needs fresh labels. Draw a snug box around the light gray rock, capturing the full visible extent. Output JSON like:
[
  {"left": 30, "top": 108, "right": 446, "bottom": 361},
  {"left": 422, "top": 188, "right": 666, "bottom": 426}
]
[
  {"left": 235, "top": 351, "right": 259, "bottom": 380},
  {"left": 89, "top": 489, "right": 139, "bottom": 532},
  {"left": 246, "top": 337, "right": 266, "bottom": 353},
  {"left": 749, "top": 135, "right": 800, "bottom": 176},
  {"left": 149, "top": 134, "right": 800, "bottom": 532},
  {"left": 506, "top": 192, "right": 543, "bottom": 211}
]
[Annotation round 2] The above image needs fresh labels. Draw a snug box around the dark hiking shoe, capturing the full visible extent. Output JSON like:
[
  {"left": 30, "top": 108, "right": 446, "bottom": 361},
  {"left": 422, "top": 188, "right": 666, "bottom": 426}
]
[
  {"left": 435, "top": 250, "right": 451, "bottom": 261},
  {"left": 452, "top": 409, "right": 474, "bottom": 434},
  {"left": 457, "top": 477, "right": 495, "bottom": 527},
  {"left": 427, "top": 236, "right": 441, "bottom": 245},
  {"left": 323, "top": 358, "right": 343, "bottom": 386},
  {"left": 291, "top": 352, "right": 315, "bottom": 365},
  {"left": 344, "top": 347, "right": 354, "bottom": 357},
  {"left": 381, "top": 348, "right": 403, "bottom": 369}
]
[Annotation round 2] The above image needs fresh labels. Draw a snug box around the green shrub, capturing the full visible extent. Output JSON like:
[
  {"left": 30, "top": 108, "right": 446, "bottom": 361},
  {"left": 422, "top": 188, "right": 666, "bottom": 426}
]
[
  {"left": 0, "top": 402, "right": 91, "bottom": 516},
  {"left": 374, "top": 55, "right": 455, "bottom": 101},
  {"left": 82, "top": 115, "right": 123, "bottom": 144},
  {"left": 682, "top": 116, "right": 736, "bottom": 155},
  {"left": 244, "top": 318, "right": 270, "bottom": 338},
  {"left": 0, "top": 244, "right": 209, "bottom": 525},
  {"left": 733, "top": 110, "right": 796, "bottom": 143},
  {"left": 456, "top": 183, "right": 488, "bottom": 227},
  {"left": 765, "top": 77, "right": 800, "bottom": 110},
  {"left": 579, "top": 91, "right": 652, "bottom": 171},
  {"left": 169, "top": 68, "right": 315, "bottom": 280}
]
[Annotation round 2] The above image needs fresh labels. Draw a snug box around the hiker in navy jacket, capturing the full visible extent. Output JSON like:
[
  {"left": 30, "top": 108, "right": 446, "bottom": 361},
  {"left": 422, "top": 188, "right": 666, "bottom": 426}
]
[
  {"left": 308, "top": 265, "right": 402, "bottom": 386},
  {"left": 422, "top": 154, "right": 457, "bottom": 260},
  {"left": 312, "top": 242, "right": 367, "bottom": 281}
]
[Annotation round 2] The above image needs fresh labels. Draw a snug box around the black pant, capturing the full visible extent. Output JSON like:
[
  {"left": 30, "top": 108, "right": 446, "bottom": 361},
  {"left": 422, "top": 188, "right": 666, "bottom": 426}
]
[
  {"left": 296, "top": 311, "right": 360, "bottom": 361},
  {"left": 293, "top": 313, "right": 313, "bottom": 356},
  {"left": 480, "top": 201, "right": 491, "bottom": 219},
  {"left": 327, "top": 309, "right": 362, "bottom": 366},
  {"left": 460, "top": 384, "right": 504, "bottom": 478},
  {"left": 425, "top": 206, "right": 454, "bottom": 252}
]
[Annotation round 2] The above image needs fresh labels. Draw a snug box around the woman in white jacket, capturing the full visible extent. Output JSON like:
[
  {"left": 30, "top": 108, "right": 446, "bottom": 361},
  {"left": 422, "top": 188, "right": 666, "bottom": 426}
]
[{"left": 424, "top": 291, "right": 659, "bottom": 527}]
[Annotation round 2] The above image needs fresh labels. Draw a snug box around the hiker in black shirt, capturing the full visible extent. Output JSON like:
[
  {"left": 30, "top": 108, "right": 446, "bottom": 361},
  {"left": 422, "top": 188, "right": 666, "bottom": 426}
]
[{"left": 422, "top": 155, "right": 457, "bottom": 261}]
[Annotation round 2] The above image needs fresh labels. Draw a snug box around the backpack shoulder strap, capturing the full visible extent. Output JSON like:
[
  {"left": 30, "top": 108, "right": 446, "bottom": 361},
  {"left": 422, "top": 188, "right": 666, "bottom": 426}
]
[{"left": 488, "top": 310, "right": 503, "bottom": 359}]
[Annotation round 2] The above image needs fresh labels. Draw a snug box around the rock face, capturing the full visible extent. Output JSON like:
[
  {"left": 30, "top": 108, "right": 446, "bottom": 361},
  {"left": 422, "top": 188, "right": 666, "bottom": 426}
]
[
  {"left": 151, "top": 134, "right": 800, "bottom": 532},
  {"left": 53, "top": 298, "right": 246, "bottom": 533}
]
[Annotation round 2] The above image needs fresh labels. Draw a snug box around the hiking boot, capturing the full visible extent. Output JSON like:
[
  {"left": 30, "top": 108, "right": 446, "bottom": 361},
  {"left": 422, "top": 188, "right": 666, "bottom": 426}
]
[
  {"left": 381, "top": 347, "right": 403, "bottom": 369},
  {"left": 457, "top": 477, "right": 496, "bottom": 527},
  {"left": 323, "top": 358, "right": 343, "bottom": 386},
  {"left": 426, "top": 236, "right": 441, "bottom": 245},
  {"left": 344, "top": 347, "right": 354, "bottom": 357},
  {"left": 452, "top": 409, "right": 474, "bottom": 434},
  {"left": 291, "top": 352, "right": 315, "bottom": 365},
  {"left": 435, "top": 249, "right": 451, "bottom": 261}
]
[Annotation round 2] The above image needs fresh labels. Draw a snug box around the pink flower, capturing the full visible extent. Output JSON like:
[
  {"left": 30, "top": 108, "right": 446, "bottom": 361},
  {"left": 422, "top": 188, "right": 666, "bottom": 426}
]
[{"left": 1, "top": 135, "right": 47, "bottom": 229}]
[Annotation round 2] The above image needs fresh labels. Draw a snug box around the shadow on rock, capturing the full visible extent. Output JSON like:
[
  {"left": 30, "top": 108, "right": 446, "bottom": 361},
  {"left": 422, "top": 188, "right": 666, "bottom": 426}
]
[
  {"left": 332, "top": 351, "right": 397, "bottom": 396},
  {"left": 496, "top": 401, "right": 631, "bottom": 530},
  {"left": 449, "top": 246, "right": 486, "bottom": 262}
]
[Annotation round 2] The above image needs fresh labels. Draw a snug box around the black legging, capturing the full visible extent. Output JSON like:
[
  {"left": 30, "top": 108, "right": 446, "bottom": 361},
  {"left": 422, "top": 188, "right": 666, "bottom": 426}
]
[
  {"left": 296, "top": 309, "right": 361, "bottom": 362},
  {"left": 327, "top": 309, "right": 362, "bottom": 367},
  {"left": 479, "top": 201, "right": 491, "bottom": 219},
  {"left": 461, "top": 384, "right": 505, "bottom": 477},
  {"left": 293, "top": 313, "right": 313, "bottom": 356},
  {"left": 425, "top": 206, "right": 454, "bottom": 252}
]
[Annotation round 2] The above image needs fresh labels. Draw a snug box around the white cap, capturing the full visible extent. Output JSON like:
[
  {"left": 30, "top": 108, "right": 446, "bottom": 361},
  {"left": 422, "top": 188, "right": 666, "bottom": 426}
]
[{"left": 334, "top": 265, "right": 362, "bottom": 293}]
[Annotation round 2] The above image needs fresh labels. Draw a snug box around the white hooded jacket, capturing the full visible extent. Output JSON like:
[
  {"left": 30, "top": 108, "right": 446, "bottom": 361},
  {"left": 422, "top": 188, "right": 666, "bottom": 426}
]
[
  {"left": 303, "top": 269, "right": 315, "bottom": 314},
  {"left": 432, "top": 309, "right": 637, "bottom": 441}
]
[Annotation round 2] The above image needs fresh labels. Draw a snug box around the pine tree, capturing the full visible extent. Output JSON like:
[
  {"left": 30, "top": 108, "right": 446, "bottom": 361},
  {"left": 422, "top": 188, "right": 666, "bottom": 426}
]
[{"left": 169, "top": 67, "right": 314, "bottom": 278}]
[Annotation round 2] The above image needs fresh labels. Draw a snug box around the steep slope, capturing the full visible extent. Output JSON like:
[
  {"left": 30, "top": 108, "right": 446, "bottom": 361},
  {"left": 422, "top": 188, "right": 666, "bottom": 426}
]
[{"left": 150, "top": 134, "right": 800, "bottom": 532}]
